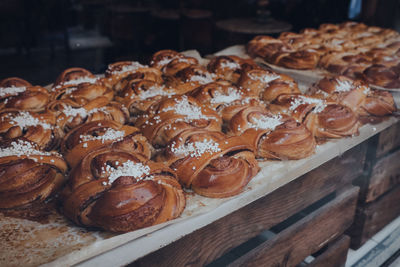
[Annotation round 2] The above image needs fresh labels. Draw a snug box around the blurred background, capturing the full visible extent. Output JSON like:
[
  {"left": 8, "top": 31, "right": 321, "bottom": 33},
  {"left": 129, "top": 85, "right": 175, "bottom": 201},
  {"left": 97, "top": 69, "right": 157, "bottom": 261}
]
[{"left": 0, "top": 0, "right": 399, "bottom": 85}]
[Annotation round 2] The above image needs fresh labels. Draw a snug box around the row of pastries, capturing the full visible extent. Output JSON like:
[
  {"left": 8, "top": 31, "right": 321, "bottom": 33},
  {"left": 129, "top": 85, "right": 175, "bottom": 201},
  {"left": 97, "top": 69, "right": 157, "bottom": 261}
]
[
  {"left": 247, "top": 22, "right": 400, "bottom": 88},
  {"left": 0, "top": 48, "right": 396, "bottom": 232}
]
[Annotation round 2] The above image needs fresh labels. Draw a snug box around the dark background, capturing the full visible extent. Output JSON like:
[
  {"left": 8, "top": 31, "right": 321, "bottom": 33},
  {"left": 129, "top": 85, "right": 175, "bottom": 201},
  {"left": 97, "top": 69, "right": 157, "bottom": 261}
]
[{"left": 0, "top": 0, "right": 399, "bottom": 85}]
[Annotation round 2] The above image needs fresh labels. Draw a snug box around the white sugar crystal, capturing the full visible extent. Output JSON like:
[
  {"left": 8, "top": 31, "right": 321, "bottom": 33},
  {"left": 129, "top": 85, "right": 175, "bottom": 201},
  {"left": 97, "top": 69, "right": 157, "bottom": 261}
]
[
  {"left": 63, "top": 77, "right": 98, "bottom": 86},
  {"left": 139, "top": 85, "right": 175, "bottom": 100},
  {"left": 65, "top": 86, "right": 78, "bottom": 95},
  {"left": 162, "top": 96, "right": 209, "bottom": 121},
  {"left": 289, "top": 96, "right": 327, "bottom": 114},
  {"left": 0, "top": 86, "right": 26, "bottom": 97},
  {"left": 189, "top": 72, "right": 216, "bottom": 84},
  {"left": 210, "top": 87, "right": 242, "bottom": 104},
  {"left": 219, "top": 61, "right": 240, "bottom": 69},
  {"left": 0, "top": 139, "right": 60, "bottom": 158},
  {"left": 80, "top": 128, "right": 125, "bottom": 143},
  {"left": 170, "top": 139, "right": 221, "bottom": 158},
  {"left": 249, "top": 72, "right": 281, "bottom": 84},
  {"left": 9, "top": 112, "right": 52, "bottom": 130},
  {"left": 111, "top": 62, "right": 146, "bottom": 75},
  {"left": 62, "top": 106, "right": 108, "bottom": 119},
  {"left": 335, "top": 80, "right": 353, "bottom": 92},
  {"left": 158, "top": 57, "right": 176, "bottom": 67},
  {"left": 250, "top": 114, "right": 283, "bottom": 130},
  {"left": 106, "top": 160, "right": 151, "bottom": 185}
]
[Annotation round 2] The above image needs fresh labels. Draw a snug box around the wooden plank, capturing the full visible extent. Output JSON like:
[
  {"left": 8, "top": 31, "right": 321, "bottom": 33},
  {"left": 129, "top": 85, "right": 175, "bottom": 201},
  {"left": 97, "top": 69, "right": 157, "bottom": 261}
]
[
  {"left": 365, "top": 149, "right": 400, "bottom": 203},
  {"left": 228, "top": 187, "right": 359, "bottom": 267},
  {"left": 349, "top": 184, "right": 400, "bottom": 249},
  {"left": 376, "top": 121, "right": 400, "bottom": 158},
  {"left": 308, "top": 235, "right": 350, "bottom": 267},
  {"left": 132, "top": 146, "right": 365, "bottom": 267}
]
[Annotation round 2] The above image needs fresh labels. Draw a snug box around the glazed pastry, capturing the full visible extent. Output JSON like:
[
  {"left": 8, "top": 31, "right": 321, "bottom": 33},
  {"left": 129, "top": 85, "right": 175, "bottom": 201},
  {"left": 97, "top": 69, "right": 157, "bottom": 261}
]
[
  {"left": 162, "top": 56, "right": 199, "bottom": 76},
  {"left": 246, "top": 35, "right": 291, "bottom": 61},
  {"left": 313, "top": 75, "right": 396, "bottom": 118},
  {"left": 237, "top": 66, "right": 301, "bottom": 101},
  {"left": 116, "top": 79, "right": 176, "bottom": 117},
  {"left": 150, "top": 50, "right": 185, "bottom": 70},
  {"left": 363, "top": 64, "right": 400, "bottom": 88},
  {"left": 164, "top": 65, "right": 217, "bottom": 94},
  {"left": 273, "top": 49, "right": 320, "bottom": 70},
  {"left": 47, "top": 97, "right": 129, "bottom": 133},
  {"left": 0, "top": 79, "right": 50, "bottom": 112},
  {"left": 0, "top": 139, "right": 67, "bottom": 209},
  {"left": 207, "top": 55, "right": 258, "bottom": 84},
  {"left": 104, "top": 61, "right": 162, "bottom": 91},
  {"left": 51, "top": 81, "right": 113, "bottom": 104},
  {"left": 61, "top": 120, "right": 152, "bottom": 168},
  {"left": 0, "top": 110, "right": 60, "bottom": 151},
  {"left": 270, "top": 94, "right": 360, "bottom": 139},
  {"left": 136, "top": 95, "right": 222, "bottom": 147},
  {"left": 188, "top": 80, "right": 261, "bottom": 122},
  {"left": 53, "top": 67, "right": 98, "bottom": 90},
  {"left": 157, "top": 129, "right": 259, "bottom": 198},
  {"left": 228, "top": 105, "right": 315, "bottom": 160},
  {"left": 62, "top": 148, "right": 185, "bottom": 232}
]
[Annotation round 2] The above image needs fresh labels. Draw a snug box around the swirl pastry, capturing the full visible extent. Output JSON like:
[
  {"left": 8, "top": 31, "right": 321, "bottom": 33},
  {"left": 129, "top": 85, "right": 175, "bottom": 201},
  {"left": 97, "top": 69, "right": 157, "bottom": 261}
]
[
  {"left": 61, "top": 120, "right": 152, "bottom": 168},
  {"left": 228, "top": 105, "right": 315, "bottom": 160},
  {"left": 246, "top": 35, "right": 291, "bottom": 61},
  {"left": 207, "top": 55, "right": 258, "bottom": 84},
  {"left": 313, "top": 75, "right": 396, "bottom": 118},
  {"left": 0, "top": 139, "right": 67, "bottom": 209},
  {"left": 61, "top": 148, "right": 185, "bottom": 232},
  {"left": 47, "top": 98, "right": 129, "bottom": 133},
  {"left": 116, "top": 79, "right": 176, "bottom": 117},
  {"left": 237, "top": 67, "right": 300, "bottom": 101},
  {"left": 149, "top": 49, "right": 184, "bottom": 70},
  {"left": 272, "top": 49, "right": 320, "bottom": 70},
  {"left": 136, "top": 95, "right": 222, "bottom": 147},
  {"left": 164, "top": 65, "right": 217, "bottom": 94},
  {"left": 363, "top": 64, "right": 400, "bottom": 88},
  {"left": 162, "top": 56, "right": 199, "bottom": 76},
  {"left": 0, "top": 80, "right": 50, "bottom": 112},
  {"left": 157, "top": 129, "right": 259, "bottom": 198},
  {"left": 0, "top": 77, "right": 32, "bottom": 88},
  {"left": 105, "top": 62, "right": 163, "bottom": 92},
  {"left": 270, "top": 94, "right": 360, "bottom": 139},
  {"left": 188, "top": 80, "right": 261, "bottom": 122},
  {"left": 0, "top": 110, "right": 60, "bottom": 151},
  {"left": 53, "top": 67, "right": 97, "bottom": 89}
]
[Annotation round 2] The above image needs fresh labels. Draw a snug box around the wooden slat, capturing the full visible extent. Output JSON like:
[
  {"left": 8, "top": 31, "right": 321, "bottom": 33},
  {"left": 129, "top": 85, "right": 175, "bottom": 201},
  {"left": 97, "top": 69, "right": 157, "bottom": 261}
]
[
  {"left": 365, "top": 149, "right": 400, "bottom": 203},
  {"left": 132, "top": 145, "right": 365, "bottom": 267},
  {"left": 376, "top": 121, "right": 400, "bottom": 158},
  {"left": 308, "top": 235, "right": 350, "bottom": 267},
  {"left": 228, "top": 187, "right": 359, "bottom": 267},
  {"left": 349, "top": 184, "right": 400, "bottom": 249}
]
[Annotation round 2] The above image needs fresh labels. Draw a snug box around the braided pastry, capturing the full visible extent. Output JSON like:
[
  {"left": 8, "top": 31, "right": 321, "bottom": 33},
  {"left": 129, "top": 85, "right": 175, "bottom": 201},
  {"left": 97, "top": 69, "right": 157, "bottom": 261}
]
[
  {"left": 136, "top": 95, "right": 222, "bottom": 147},
  {"left": 0, "top": 110, "right": 60, "bottom": 151},
  {"left": 0, "top": 81, "right": 50, "bottom": 112},
  {"left": 116, "top": 79, "right": 177, "bottom": 117},
  {"left": 47, "top": 98, "right": 129, "bottom": 133},
  {"left": 61, "top": 148, "right": 185, "bottom": 232},
  {"left": 0, "top": 139, "right": 67, "bottom": 209},
  {"left": 270, "top": 94, "right": 360, "bottom": 139},
  {"left": 156, "top": 129, "right": 259, "bottom": 198},
  {"left": 228, "top": 105, "right": 315, "bottom": 159},
  {"left": 61, "top": 120, "right": 152, "bottom": 168}
]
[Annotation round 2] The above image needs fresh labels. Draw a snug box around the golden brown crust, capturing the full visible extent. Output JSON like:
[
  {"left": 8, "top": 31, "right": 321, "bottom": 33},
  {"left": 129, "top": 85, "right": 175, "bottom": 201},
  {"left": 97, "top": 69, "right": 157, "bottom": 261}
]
[
  {"left": 157, "top": 129, "right": 259, "bottom": 198},
  {"left": 61, "top": 120, "right": 152, "bottom": 168},
  {"left": 61, "top": 148, "right": 185, "bottom": 232},
  {"left": 0, "top": 84, "right": 50, "bottom": 112},
  {"left": 228, "top": 105, "right": 315, "bottom": 159},
  {"left": 0, "top": 139, "right": 67, "bottom": 209},
  {"left": 136, "top": 95, "right": 222, "bottom": 147}
]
